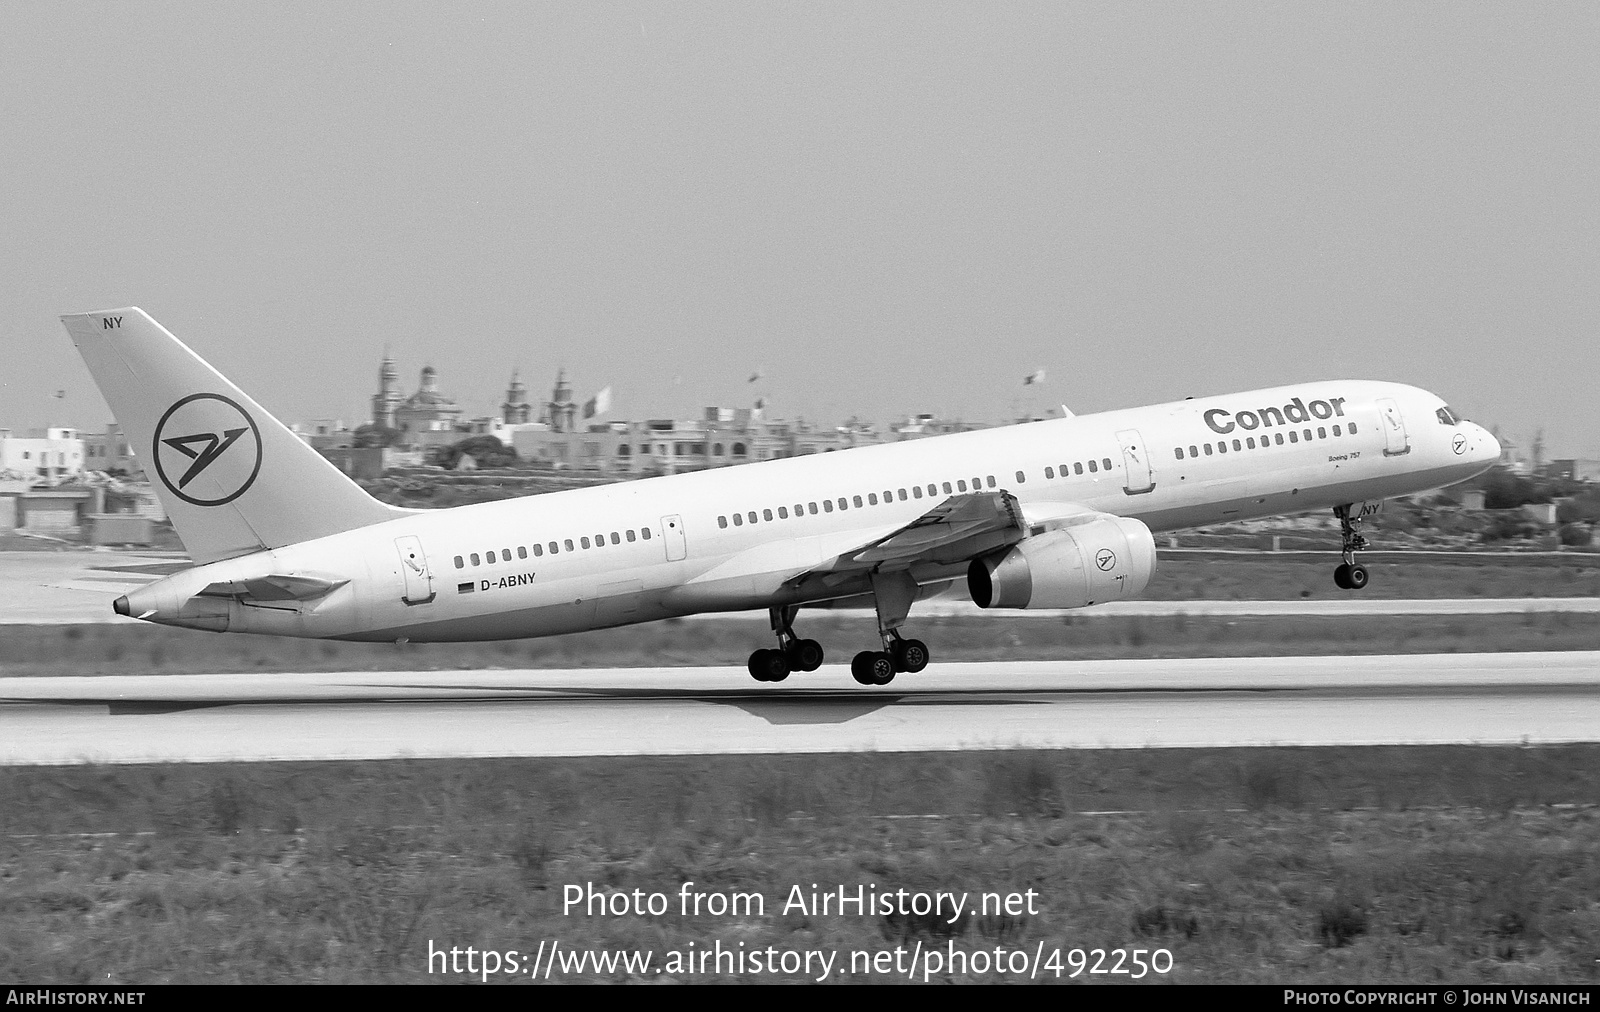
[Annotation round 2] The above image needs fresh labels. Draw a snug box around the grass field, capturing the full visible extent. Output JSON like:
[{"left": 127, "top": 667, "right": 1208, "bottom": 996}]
[{"left": 3, "top": 747, "right": 1599, "bottom": 983}]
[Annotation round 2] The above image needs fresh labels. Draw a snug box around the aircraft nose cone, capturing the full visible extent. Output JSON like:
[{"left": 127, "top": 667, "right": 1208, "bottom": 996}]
[
  {"left": 1481, "top": 425, "right": 1502, "bottom": 462},
  {"left": 113, "top": 595, "right": 130, "bottom": 617}
]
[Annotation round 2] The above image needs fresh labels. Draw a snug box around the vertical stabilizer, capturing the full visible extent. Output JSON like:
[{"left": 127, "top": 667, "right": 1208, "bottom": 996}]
[{"left": 61, "top": 308, "right": 400, "bottom": 564}]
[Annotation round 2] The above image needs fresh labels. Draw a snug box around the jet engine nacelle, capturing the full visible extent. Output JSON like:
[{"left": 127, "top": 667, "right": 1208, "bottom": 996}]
[{"left": 968, "top": 515, "right": 1157, "bottom": 609}]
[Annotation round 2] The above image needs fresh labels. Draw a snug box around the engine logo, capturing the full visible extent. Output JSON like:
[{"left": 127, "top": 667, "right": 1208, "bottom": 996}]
[
  {"left": 152, "top": 393, "right": 263, "bottom": 507},
  {"left": 1095, "top": 548, "right": 1117, "bottom": 571}
]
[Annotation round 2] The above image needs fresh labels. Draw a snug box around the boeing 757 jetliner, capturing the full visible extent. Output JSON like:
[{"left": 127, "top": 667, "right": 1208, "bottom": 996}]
[{"left": 63, "top": 309, "right": 1500, "bottom": 686}]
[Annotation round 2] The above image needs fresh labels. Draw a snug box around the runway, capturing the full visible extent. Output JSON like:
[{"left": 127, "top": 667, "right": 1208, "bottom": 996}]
[{"left": 3, "top": 651, "right": 1597, "bottom": 765}]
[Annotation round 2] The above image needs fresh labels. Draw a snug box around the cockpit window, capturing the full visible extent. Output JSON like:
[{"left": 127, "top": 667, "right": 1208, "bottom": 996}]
[{"left": 1436, "top": 406, "right": 1460, "bottom": 425}]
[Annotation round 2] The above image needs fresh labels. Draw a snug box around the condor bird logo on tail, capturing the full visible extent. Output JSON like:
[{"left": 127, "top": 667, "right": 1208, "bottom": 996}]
[{"left": 152, "top": 393, "right": 263, "bottom": 507}]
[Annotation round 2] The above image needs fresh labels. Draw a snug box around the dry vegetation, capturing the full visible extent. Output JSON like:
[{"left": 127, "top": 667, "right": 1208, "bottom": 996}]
[{"left": 3, "top": 748, "right": 1599, "bottom": 983}]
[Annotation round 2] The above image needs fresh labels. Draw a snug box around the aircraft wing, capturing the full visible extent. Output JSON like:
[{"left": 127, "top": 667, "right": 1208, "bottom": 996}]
[{"left": 807, "top": 491, "right": 1030, "bottom": 575}]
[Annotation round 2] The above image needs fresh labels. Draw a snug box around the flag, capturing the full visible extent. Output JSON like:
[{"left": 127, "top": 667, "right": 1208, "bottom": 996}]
[
  {"left": 1023, "top": 369, "right": 1046, "bottom": 386},
  {"left": 583, "top": 386, "right": 613, "bottom": 419}
]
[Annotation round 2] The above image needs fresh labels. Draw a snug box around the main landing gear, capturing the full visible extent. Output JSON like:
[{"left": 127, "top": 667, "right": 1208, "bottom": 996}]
[
  {"left": 848, "top": 570, "right": 930, "bottom": 687},
  {"left": 744, "top": 571, "right": 934, "bottom": 687},
  {"left": 747, "top": 605, "right": 824, "bottom": 682},
  {"left": 1333, "top": 504, "right": 1371, "bottom": 591}
]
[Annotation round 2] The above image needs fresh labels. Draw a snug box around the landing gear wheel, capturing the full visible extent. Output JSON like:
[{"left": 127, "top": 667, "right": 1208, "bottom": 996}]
[
  {"left": 748, "top": 648, "right": 790, "bottom": 683},
  {"left": 850, "top": 651, "right": 876, "bottom": 686},
  {"left": 1333, "top": 564, "right": 1352, "bottom": 590},
  {"left": 786, "top": 638, "right": 824, "bottom": 672},
  {"left": 891, "top": 638, "right": 929, "bottom": 673},
  {"left": 867, "top": 652, "right": 896, "bottom": 685},
  {"left": 1346, "top": 564, "right": 1369, "bottom": 590}
]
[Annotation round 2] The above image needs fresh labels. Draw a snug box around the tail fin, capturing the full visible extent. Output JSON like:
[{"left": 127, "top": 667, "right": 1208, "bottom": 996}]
[{"left": 61, "top": 308, "right": 400, "bottom": 564}]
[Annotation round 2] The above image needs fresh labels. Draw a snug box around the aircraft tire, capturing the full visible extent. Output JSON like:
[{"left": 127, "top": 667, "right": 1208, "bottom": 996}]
[
  {"left": 850, "top": 651, "right": 877, "bottom": 685},
  {"left": 788, "top": 638, "right": 824, "bottom": 672},
  {"left": 893, "top": 638, "right": 929, "bottom": 674},
  {"left": 868, "top": 652, "right": 896, "bottom": 686},
  {"left": 1347, "top": 564, "right": 1369, "bottom": 590},
  {"left": 1333, "top": 564, "right": 1352, "bottom": 590},
  {"left": 748, "top": 650, "right": 772, "bottom": 682}
]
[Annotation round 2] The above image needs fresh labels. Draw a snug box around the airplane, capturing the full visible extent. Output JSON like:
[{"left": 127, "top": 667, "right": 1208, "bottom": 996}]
[{"left": 62, "top": 308, "right": 1501, "bottom": 686}]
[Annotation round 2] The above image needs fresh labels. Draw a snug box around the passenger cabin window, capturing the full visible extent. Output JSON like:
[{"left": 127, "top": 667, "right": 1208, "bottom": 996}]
[
  {"left": 626, "top": 530, "right": 636, "bottom": 542},
  {"left": 1103, "top": 457, "right": 1113, "bottom": 470},
  {"left": 718, "top": 516, "right": 728, "bottom": 529},
  {"left": 941, "top": 483, "right": 952, "bottom": 494},
  {"left": 565, "top": 539, "right": 575, "bottom": 551},
  {"left": 823, "top": 500, "right": 834, "bottom": 512},
  {"left": 1288, "top": 431, "right": 1298, "bottom": 443},
  {"left": 764, "top": 509, "right": 774, "bottom": 521},
  {"left": 733, "top": 513, "right": 743, "bottom": 526},
  {"left": 534, "top": 544, "right": 544, "bottom": 556},
  {"left": 581, "top": 536, "right": 591, "bottom": 548},
  {"left": 470, "top": 553, "right": 480, "bottom": 566},
  {"left": 1217, "top": 442, "right": 1227, "bottom": 453},
  {"left": 866, "top": 494, "right": 877, "bottom": 506},
  {"left": 1046, "top": 466, "right": 1056, "bottom": 478},
  {"left": 611, "top": 532, "right": 621, "bottom": 544},
  {"left": 503, "top": 549, "right": 512, "bottom": 562},
  {"left": 641, "top": 528, "right": 651, "bottom": 540},
  {"left": 957, "top": 480, "right": 968, "bottom": 492},
  {"left": 518, "top": 546, "right": 527, "bottom": 559},
  {"left": 912, "top": 486, "right": 923, "bottom": 499},
  {"left": 853, "top": 496, "right": 863, "bottom": 508},
  {"left": 1015, "top": 470, "right": 1026, "bottom": 483},
  {"left": 779, "top": 506, "right": 789, "bottom": 518},
  {"left": 454, "top": 555, "right": 464, "bottom": 569},
  {"left": 748, "top": 511, "right": 757, "bottom": 524}
]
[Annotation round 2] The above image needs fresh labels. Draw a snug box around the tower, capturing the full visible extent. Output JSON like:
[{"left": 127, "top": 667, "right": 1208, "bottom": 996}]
[
  {"left": 546, "top": 368, "right": 577, "bottom": 432},
  {"left": 503, "top": 370, "right": 532, "bottom": 425},
  {"left": 371, "top": 351, "right": 401, "bottom": 429}
]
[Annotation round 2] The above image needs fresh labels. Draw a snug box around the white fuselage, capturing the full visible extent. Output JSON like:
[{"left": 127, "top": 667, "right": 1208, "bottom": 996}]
[{"left": 123, "top": 380, "right": 1499, "bottom": 641}]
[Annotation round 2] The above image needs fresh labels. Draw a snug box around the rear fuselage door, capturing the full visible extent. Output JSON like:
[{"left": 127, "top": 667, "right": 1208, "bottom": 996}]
[
  {"left": 395, "top": 535, "right": 435, "bottom": 605},
  {"left": 1116, "top": 428, "right": 1155, "bottom": 494},
  {"left": 1377, "top": 398, "right": 1411, "bottom": 457},
  {"left": 661, "top": 515, "right": 688, "bottom": 561}
]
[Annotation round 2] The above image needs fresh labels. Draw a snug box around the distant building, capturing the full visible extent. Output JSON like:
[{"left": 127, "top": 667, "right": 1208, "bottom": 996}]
[
  {"left": 393, "top": 366, "right": 466, "bottom": 449},
  {"left": 1549, "top": 459, "right": 1600, "bottom": 483},
  {"left": 83, "top": 425, "right": 142, "bottom": 478},
  {"left": 0, "top": 427, "right": 85, "bottom": 481},
  {"left": 502, "top": 371, "right": 534, "bottom": 425},
  {"left": 891, "top": 413, "right": 988, "bottom": 440}
]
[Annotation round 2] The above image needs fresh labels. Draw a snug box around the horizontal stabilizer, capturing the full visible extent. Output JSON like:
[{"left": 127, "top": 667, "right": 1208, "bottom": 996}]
[{"left": 199, "top": 574, "right": 349, "bottom": 602}]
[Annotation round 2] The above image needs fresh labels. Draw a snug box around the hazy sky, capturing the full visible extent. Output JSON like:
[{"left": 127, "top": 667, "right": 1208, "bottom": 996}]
[{"left": 2, "top": 4, "right": 1596, "bottom": 455}]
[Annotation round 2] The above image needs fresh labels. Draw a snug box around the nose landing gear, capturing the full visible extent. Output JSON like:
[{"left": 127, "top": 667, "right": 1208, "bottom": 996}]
[{"left": 1333, "top": 504, "right": 1371, "bottom": 590}]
